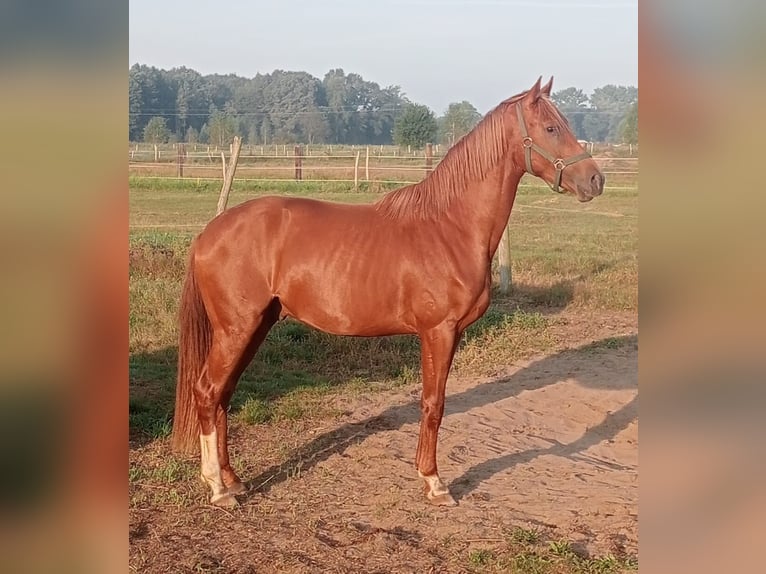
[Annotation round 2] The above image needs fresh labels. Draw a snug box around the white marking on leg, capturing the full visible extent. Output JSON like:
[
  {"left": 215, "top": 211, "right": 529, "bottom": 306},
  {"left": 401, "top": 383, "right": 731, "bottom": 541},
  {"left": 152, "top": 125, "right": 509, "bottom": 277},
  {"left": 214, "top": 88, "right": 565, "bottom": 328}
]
[
  {"left": 418, "top": 470, "right": 450, "bottom": 498},
  {"left": 200, "top": 431, "right": 227, "bottom": 501}
]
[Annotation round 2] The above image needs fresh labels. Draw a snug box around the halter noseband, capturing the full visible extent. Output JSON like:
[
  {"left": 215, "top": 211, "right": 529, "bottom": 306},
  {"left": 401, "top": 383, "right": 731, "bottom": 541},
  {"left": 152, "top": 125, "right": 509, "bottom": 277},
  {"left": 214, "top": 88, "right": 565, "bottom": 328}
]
[{"left": 515, "top": 103, "right": 592, "bottom": 194}]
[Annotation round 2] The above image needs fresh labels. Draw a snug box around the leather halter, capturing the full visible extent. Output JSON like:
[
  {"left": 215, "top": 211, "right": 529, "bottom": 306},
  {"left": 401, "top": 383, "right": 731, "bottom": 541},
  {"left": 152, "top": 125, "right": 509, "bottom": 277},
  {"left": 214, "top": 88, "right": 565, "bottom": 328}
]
[{"left": 515, "top": 103, "right": 591, "bottom": 194}]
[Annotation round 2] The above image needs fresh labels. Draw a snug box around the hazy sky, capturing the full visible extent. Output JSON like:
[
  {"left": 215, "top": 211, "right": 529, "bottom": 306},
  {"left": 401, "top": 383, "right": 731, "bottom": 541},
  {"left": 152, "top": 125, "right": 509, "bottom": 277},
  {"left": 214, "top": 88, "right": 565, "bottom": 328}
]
[{"left": 129, "top": 0, "right": 637, "bottom": 114}]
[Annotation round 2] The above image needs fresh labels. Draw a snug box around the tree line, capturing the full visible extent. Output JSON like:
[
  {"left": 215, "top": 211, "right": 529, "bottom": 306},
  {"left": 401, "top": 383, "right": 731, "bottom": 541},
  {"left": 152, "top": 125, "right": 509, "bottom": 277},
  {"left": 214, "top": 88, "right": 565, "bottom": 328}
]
[{"left": 130, "top": 64, "right": 637, "bottom": 148}]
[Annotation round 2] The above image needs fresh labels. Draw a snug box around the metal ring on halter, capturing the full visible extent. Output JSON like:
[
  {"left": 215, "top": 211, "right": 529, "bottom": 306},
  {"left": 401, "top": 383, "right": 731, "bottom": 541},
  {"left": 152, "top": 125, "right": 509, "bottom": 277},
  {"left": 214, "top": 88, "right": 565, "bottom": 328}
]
[
  {"left": 553, "top": 159, "right": 566, "bottom": 170},
  {"left": 522, "top": 136, "right": 533, "bottom": 148}
]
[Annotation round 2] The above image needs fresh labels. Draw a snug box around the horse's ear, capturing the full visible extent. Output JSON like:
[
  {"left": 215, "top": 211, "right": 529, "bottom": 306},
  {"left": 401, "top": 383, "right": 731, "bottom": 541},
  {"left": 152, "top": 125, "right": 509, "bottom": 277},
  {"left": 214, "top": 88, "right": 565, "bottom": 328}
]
[
  {"left": 542, "top": 76, "right": 554, "bottom": 97},
  {"left": 528, "top": 76, "right": 543, "bottom": 102}
]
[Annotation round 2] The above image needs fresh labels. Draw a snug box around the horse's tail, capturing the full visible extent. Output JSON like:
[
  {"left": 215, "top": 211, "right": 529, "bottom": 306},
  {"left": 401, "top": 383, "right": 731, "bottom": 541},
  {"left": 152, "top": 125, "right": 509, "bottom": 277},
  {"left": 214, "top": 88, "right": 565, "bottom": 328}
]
[{"left": 171, "top": 246, "right": 211, "bottom": 454}]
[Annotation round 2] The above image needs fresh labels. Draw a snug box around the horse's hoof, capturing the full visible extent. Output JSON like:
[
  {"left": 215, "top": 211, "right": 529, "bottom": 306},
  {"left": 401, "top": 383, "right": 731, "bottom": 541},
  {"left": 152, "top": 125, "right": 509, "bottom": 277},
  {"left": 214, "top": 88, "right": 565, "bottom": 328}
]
[
  {"left": 427, "top": 492, "right": 457, "bottom": 507},
  {"left": 210, "top": 493, "right": 239, "bottom": 508},
  {"left": 225, "top": 481, "right": 248, "bottom": 495}
]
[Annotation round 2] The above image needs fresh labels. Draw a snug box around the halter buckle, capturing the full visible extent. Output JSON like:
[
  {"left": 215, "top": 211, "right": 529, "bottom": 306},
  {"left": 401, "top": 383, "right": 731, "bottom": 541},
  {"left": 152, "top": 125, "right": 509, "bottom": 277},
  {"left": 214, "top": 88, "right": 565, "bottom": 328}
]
[
  {"left": 553, "top": 159, "right": 566, "bottom": 170},
  {"left": 522, "top": 136, "right": 533, "bottom": 149}
]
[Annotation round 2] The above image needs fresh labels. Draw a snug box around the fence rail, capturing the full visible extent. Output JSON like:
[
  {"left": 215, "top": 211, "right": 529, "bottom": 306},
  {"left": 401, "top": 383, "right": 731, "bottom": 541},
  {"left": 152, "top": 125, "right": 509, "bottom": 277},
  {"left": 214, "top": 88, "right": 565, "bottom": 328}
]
[{"left": 128, "top": 142, "right": 638, "bottom": 189}]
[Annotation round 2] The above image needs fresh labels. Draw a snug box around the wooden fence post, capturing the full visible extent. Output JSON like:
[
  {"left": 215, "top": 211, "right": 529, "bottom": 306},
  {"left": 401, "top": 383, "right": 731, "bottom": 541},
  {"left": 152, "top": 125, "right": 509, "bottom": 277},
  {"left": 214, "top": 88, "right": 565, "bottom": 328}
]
[
  {"left": 216, "top": 136, "right": 243, "bottom": 216},
  {"left": 177, "top": 143, "right": 185, "bottom": 178},
  {"left": 365, "top": 146, "right": 370, "bottom": 181},
  {"left": 154, "top": 144, "right": 158, "bottom": 162},
  {"left": 354, "top": 150, "right": 361, "bottom": 190},
  {"left": 425, "top": 142, "right": 433, "bottom": 176},
  {"left": 498, "top": 224, "right": 512, "bottom": 294},
  {"left": 294, "top": 145, "right": 303, "bottom": 181}
]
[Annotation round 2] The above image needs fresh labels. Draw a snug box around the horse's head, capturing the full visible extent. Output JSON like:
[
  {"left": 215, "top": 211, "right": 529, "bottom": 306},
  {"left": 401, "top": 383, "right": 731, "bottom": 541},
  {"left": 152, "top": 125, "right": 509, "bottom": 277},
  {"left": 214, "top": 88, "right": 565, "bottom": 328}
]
[{"left": 514, "top": 77, "right": 605, "bottom": 202}]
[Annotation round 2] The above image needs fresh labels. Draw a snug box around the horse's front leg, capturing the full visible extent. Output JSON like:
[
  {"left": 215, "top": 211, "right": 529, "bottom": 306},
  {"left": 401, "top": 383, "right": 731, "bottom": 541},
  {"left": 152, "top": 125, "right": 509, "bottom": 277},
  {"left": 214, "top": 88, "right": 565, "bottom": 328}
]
[{"left": 415, "top": 323, "right": 460, "bottom": 506}]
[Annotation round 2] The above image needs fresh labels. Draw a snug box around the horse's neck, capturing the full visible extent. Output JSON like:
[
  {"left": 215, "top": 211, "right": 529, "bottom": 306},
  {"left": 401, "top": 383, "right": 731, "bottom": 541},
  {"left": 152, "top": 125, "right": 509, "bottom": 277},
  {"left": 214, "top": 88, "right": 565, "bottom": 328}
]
[{"left": 448, "top": 158, "right": 523, "bottom": 258}]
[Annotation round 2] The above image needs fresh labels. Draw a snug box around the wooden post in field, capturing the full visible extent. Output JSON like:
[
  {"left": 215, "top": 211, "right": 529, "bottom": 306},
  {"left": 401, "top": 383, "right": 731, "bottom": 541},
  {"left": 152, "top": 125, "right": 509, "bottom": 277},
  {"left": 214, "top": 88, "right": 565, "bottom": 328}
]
[
  {"left": 498, "top": 224, "right": 512, "bottom": 294},
  {"left": 154, "top": 144, "right": 158, "bottom": 162},
  {"left": 354, "top": 150, "right": 361, "bottom": 190},
  {"left": 177, "top": 143, "right": 185, "bottom": 178},
  {"left": 220, "top": 152, "right": 226, "bottom": 180},
  {"left": 365, "top": 146, "right": 370, "bottom": 180},
  {"left": 216, "top": 136, "right": 243, "bottom": 216},
  {"left": 425, "top": 142, "right": 433, "bottom": 176},
  {"left": 294, "top": 145, "right": 303, "bottom": 181}
]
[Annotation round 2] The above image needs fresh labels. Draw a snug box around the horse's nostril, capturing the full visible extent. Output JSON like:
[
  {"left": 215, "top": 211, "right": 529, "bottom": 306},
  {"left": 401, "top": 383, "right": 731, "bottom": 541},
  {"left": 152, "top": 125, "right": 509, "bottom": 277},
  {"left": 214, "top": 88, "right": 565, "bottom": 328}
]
[{"left": 591, "top": 173, "right": 604, "bottom": 192}]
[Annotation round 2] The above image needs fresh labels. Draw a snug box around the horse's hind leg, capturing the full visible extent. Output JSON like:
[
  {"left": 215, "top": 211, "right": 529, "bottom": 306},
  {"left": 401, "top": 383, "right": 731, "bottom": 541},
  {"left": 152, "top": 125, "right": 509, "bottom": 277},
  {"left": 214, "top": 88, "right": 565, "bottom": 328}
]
[
  {"left": 195, "top": 302, "right": 277, "bottom": 506},
  {"left": 194, "top": 330, "right": 250, "bottom": 507},
  {"left": 215, "top": 302, "right": 280, "bottom": 495}
]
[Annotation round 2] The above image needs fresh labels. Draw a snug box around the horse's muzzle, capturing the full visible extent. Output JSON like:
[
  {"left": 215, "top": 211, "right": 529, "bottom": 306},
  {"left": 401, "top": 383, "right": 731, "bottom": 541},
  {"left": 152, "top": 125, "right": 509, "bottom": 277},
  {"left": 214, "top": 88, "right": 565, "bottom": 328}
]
[{"left": 576, "top": 172, "right": 605, "bottom": 201}]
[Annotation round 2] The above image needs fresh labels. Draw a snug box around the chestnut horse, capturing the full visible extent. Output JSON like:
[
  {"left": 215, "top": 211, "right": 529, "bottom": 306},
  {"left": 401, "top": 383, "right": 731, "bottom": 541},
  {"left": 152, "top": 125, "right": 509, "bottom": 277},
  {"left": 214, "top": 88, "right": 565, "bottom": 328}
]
[{"left": 172, "top": 77, "right": 605, "bottom": 507}]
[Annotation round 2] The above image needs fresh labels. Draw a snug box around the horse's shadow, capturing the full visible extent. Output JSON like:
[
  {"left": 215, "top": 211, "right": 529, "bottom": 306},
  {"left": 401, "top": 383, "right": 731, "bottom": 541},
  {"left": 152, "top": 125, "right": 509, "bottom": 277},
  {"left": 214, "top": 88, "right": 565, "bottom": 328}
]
[{"left": 239, "top": 334, "right": 638, "bottom": 503}]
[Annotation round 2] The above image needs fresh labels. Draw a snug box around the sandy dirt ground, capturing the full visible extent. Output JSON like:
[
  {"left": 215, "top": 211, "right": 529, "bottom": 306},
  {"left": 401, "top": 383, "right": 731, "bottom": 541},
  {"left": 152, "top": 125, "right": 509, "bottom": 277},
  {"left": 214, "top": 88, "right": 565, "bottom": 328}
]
[{"left": 130, "top": 317, "right": 637, "bottom": 573}]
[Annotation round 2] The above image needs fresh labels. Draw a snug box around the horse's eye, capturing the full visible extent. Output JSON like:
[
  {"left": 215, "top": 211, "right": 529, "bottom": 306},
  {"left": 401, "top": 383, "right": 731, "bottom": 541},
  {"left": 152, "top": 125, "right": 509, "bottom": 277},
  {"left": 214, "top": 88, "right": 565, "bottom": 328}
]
[{"left": 546, "top": 126, "right": 557, "bottom": 134}]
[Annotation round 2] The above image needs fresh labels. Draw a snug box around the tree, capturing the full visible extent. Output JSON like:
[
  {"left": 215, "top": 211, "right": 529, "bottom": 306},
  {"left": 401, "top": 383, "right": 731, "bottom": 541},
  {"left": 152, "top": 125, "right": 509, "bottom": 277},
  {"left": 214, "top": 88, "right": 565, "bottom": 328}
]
[
  {"left": 207, "top": 109, "right": 238, "bottom": 147},
  {"left": 185, "top": 126, "right": 199, "bottom": 144},
  {"left": 438, "top": 101, "right": 482, "bottom": 146},
  {"left": 130, "top": 65, "right": 175, "bottom": 140},
  {"left": 581, "top": 113, "right": 611, "bottom": 143},
  {"left": 589, "top": 85, "right": 637, "bottom": 113},
  {"left": 393, "top": 103, "right": 437, "bottom": 149},
  {"left": 199, "top": 123, "right": 210, "bottom": 144},
  {"left": 247, "top": 123, "right": 259, "bottom": 145},
  {"left": 620, "top": 101, "right": 638, "bottom": 144},
  {"left": 129, "top": 69, "right": 143, "bottom": 141},
  {"left": 589, "top": 85, "right": 637, "bottom": 142},
  {"left": 551, "top": 87, "right": 589, "bottom": 110},
  {"left": 260, "top": 116, "right": 273, "bottom": 144},
  {"left": 143, "top": 116, "right": 170, "bottom": 144},
  {"left": 551, "top": 87, "right": 589, "bottom": 139},
  {"left": 321, "top": 69, "right": 405, "bottom": 144}
]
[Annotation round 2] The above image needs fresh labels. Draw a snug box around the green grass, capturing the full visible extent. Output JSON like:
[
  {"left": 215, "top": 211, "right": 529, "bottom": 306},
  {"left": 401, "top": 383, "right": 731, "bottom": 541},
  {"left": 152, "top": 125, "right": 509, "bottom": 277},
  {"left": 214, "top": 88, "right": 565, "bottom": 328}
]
[
  {"left": 129, "top": 180, "right": 637, "bottom": 440},
  {"left": 455, "top": 527, "right": 638, "bottom": 574},
  {"left": 129, "top": 457, "right": 197, "bottom": 485},
  {"left": 469, "top": 548, "right": 496, "bottom": 567},
  {"left": 511, "top": 527, "right": 542, "bottom": 546}
]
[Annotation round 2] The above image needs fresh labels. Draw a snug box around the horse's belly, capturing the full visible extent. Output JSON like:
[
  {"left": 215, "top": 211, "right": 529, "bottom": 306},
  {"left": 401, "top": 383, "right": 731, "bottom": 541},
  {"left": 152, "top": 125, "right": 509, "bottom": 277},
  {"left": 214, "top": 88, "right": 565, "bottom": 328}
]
[{"left": 278, "top": 294, "right": 412, "bottom": 337}]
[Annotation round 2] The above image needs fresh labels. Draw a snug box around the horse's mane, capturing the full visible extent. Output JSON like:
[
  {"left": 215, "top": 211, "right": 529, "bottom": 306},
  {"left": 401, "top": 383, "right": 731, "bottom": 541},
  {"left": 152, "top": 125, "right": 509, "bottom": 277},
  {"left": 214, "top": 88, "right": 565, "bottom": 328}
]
[{"left": 376, "top": 89, "right": 567, "bottom": 221}]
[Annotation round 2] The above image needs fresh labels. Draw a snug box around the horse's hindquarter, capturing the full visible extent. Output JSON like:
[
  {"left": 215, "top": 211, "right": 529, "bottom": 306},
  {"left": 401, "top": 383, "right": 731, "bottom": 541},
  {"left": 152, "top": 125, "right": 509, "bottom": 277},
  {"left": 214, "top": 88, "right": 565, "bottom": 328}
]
[{"left": 269, "top": 198, "right": 485, "bottom": 336}]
